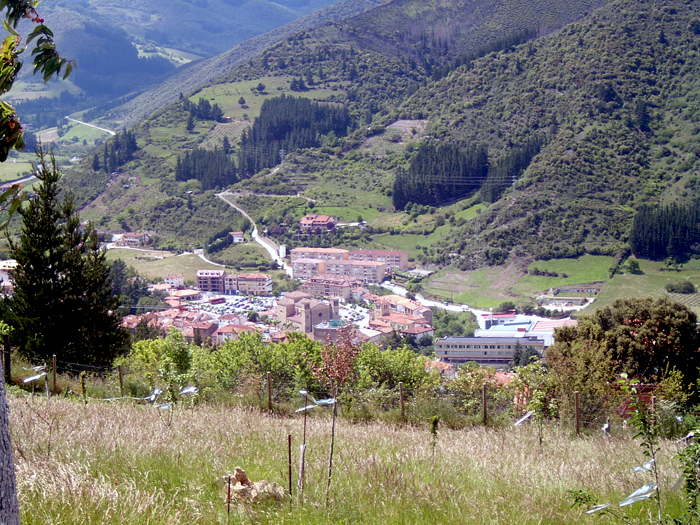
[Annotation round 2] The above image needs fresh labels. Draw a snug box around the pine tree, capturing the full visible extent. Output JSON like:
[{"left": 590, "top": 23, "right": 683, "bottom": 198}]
[{"left": 4, "top": 151, "right": 128, "bottom": 367}]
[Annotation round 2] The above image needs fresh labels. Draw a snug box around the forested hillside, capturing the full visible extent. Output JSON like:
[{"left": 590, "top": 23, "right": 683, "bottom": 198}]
[
  {"left": 64, "top": 0, "right": 601, "bottom": 247},
  {"left": 396, "top": 0, "right": 700, "bottom": 267}
]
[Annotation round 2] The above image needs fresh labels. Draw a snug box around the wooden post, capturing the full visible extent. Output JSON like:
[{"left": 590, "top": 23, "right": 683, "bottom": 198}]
[
  {"left": 288, "top": 434, "right": 292, "bottom": 497},
  {"left": 226, "top": 474, "right": 232, "bottom": 522},
  {"left": 44, "top": 374, "right": 50, "bottom": 401},
  {"left": 52, "top": 355, "right": 57, "bottom": 394},
  {"left": 80, "top": 371, "right": 87, "bottom": 405},
  {"left": 482, "top": 384, "right": 488, "bottom": 426},
  {"left": 3, "top": 334, "right": 10, "bottom": 384},
  {"left": 117, "top": 364, "right": 124, "bottom": 399},
  {"left": 651, "top": 395, "right": 656, "bottom": 425},
  {"left": 575, "top": 391, "right": 580, "bottom": 437},
  {"left": 399, "top": 381, "right": 405, "bottom": 421},
  {"left": 267, "top": 371, "right": 272, "bottom": 412}
]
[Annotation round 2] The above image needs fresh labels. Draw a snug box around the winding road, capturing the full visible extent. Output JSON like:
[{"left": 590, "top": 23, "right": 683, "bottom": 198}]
[
  {"left": 216, "top": 191, "right": 293, "bottom": 277},
  {"left": 65, "top": 117, "right": 116, "bottom": 136}
]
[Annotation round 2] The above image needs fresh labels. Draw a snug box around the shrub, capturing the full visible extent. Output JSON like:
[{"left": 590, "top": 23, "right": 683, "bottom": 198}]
[{"left": 666, "top": 280, "right": 696, "bottom": 294}]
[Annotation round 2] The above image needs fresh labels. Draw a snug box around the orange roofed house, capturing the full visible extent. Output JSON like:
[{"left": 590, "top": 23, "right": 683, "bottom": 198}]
[{"left": 299, "top": 214, "right": 336, "bottom": 232}]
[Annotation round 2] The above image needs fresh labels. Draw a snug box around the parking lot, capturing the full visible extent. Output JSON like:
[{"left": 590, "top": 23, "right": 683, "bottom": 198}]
[{"left": 191, "top": 293, "right": 276, "bottom": 317}]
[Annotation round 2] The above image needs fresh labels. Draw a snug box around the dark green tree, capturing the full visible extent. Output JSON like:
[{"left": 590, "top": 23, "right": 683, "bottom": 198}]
[
  {"left": 4, "top": 152, "right": 128, "bottom": 367},
  {"left": 553, "top": 297, "right": 700, "bottom": 389}
]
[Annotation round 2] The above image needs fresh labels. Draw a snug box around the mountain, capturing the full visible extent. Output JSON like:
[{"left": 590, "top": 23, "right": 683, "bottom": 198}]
[
  {"left": 396, "top": 0, "right": 700, "bottom": 267},
  {"left": 100, "top": 0, "right": 385, "bottom": 127},
  {"left": 7, "top": 0, "right": 349, "bottom": 130},
  {"left": 61, "top": 0, "right": 600, "bottom": 246},
  {"left": 65, "top": 0, "right": 700, "bottom": 277}
]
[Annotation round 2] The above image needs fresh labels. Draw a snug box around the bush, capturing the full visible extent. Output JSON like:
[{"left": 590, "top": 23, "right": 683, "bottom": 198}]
[{"left": 666, "top": 280, "right": 696, "bottom": 294}]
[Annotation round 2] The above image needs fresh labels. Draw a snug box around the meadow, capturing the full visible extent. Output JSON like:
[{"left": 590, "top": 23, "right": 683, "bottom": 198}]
[{"left": 8, "top": 392, "right": 688, "bottom": 524}]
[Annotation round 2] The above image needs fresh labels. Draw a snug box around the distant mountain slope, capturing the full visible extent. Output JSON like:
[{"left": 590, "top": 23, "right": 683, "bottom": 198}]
[
  {"left": 42, "top": 0, "right": 345, "bottom": 58},
  {"left": 102, "top": 0, "right": 384, "bottom": 126},
  {"left": 395, "top": 0, "right": 700, "bottom": 267}
]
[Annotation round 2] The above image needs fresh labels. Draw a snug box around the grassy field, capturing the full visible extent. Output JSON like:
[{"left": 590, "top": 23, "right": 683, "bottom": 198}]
[
  {"left": 312, "top": 205, "right": 380, "bottom": 223},
  {"left": 194, "top": 78, "right": 342, "bottom": 121},
  {"left": 8, "top": 394, "right": 687, "bottom": 524},
  {"left": 513, "top": 255, "right": 615, "bottom": 298},
  {"left": 209, "top": 243, "right": 271, "bottom": 270},
  {"left": 582, "top": 258, "right": 700, "bottom": 315},
  {"left": 420, "top": 254, "right": 700, "bottom": 315},
  {"left": 106, "top": 249, "right": 221, "bottom": 284}
]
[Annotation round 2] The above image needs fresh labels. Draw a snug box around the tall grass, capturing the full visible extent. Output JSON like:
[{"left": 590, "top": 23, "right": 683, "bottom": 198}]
[{"left": 8, "top": 393, "right": 687, "bottom": 524}]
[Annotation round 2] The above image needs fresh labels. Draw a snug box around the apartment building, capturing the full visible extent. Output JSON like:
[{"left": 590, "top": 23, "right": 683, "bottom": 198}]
[
  {"left": 237, "top": 273, "right": 273, "bottom": 296},
  {"left": 196, "top": 269, "right": 226, "bottom": 293},
  {"left": 290, "top": 247, "right": 348, "bottom": 262},
  {"left": 348, "top": 249, "right": 409, "bottom": 270},
  {"left": 301, "top": 274, "right": 364, "bottom": 300},
  {"left": 324, "top": 260, "right": 386, "bottom": 283},
  {"left": 292, "top": 258, "right": 326, "bottom": 280}
]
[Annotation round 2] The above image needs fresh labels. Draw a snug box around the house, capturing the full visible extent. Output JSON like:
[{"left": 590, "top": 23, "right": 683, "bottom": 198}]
[
  {"left": 192, "top": 320, "right": 219, "bottom": 342},
  {"left": 164, "top": 275, "right": 185, "bottom": 288},
  {"left": 400, "top": 325, "right": 434, "bottom": 342},
  {"left": 196, "top": 269, "right": 226, "bottom": 293},
  {"left": 214, "top": 324, "right": 256, "bottom": 343},
  {"left": 229, "top": 231, "right": 245, "bottom": 243},
  {"left": 302, "top": 274, "right": 364, "bottom": 300},
  {"left": 299, "top": 214, "right": 335, "bottom": 232},
  {"left": 373, "top": 294, "right": 433, "bottom": 324},
  {"left": 369, "top": 312, "right": 431, "bottom": 333},
  {"left": 0, "top": 259, "right": 17, "bottom": 283},
  {"left": 122, "top": 232, "right": 151, "bottom": 246},
  {"left": 434, "top": 336, "right": 545, "bottom": 368}
]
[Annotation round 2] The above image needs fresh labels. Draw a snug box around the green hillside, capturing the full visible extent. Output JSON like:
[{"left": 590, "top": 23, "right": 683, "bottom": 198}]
[
  {"left": 398, "top": 0, "right": 700, "bottom": 267},
  {"left": 62, "top": 0, "right": 601, "bottom": 249}
]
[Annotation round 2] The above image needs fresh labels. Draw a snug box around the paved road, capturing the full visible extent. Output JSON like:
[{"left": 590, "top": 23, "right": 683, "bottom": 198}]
[
  {"left": 215, "top": 192, "right": 293, "bottom": 277},
  {"left": 65, "top": 116, "right": 116, "bottom": 136}
]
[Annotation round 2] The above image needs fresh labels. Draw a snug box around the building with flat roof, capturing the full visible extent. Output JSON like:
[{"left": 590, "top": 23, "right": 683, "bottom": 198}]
[
  {"left": 434, "top": 336, "right": 545, "bottom": 368},
  {"left": 196, "top": 269, "right": 226, "bottom": 293}
]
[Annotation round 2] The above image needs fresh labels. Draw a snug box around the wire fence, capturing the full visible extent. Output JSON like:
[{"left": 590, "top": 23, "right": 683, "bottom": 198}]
[
  {"left": 3, "top": 342, "right": 692, "bottom": 440},
  {"left": 6, "top": 356, "right": 678, "bottom": 439}
]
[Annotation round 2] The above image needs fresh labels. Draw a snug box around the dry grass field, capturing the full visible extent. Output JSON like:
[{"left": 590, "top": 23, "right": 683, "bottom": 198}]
[{"left": 8, "top": 394, "right": 688, "bottom": 524}]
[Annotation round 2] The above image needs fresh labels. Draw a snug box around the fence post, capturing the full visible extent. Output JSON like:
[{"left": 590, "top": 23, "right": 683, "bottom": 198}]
[
  {"left": 267, "top": 371, "right": 272, "bottom": 412},
  {"left": 288, "top": 434, "right": 292, "bottom": 497},
  {"left": 575, "top": 391, "right": 580, "bottom": 437},
  {"left": 651, "top": 395, "right": 656, "bottom": 426},
  {"left": 80, "top": 371, "right": 87, "bottom": 405},
  {"left": 398, "top": 382, "right": 405, "bottom": 421},
  {"left": 482, "top": 383, "right": 488, "bottom": 425},
  {"left": 52, "top": 354, "right": 57, "bottom": 394},
  {"left": 117, "top": 364, "right": 124, "bottom": 399},
  {"left": 3, "top": 333, "right": 9, "bottom": 384}
]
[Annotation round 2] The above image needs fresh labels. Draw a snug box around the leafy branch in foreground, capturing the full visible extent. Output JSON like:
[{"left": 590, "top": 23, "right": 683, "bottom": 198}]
[{"left": 0, "top": 0, "right": 75, "bottom": 161}]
